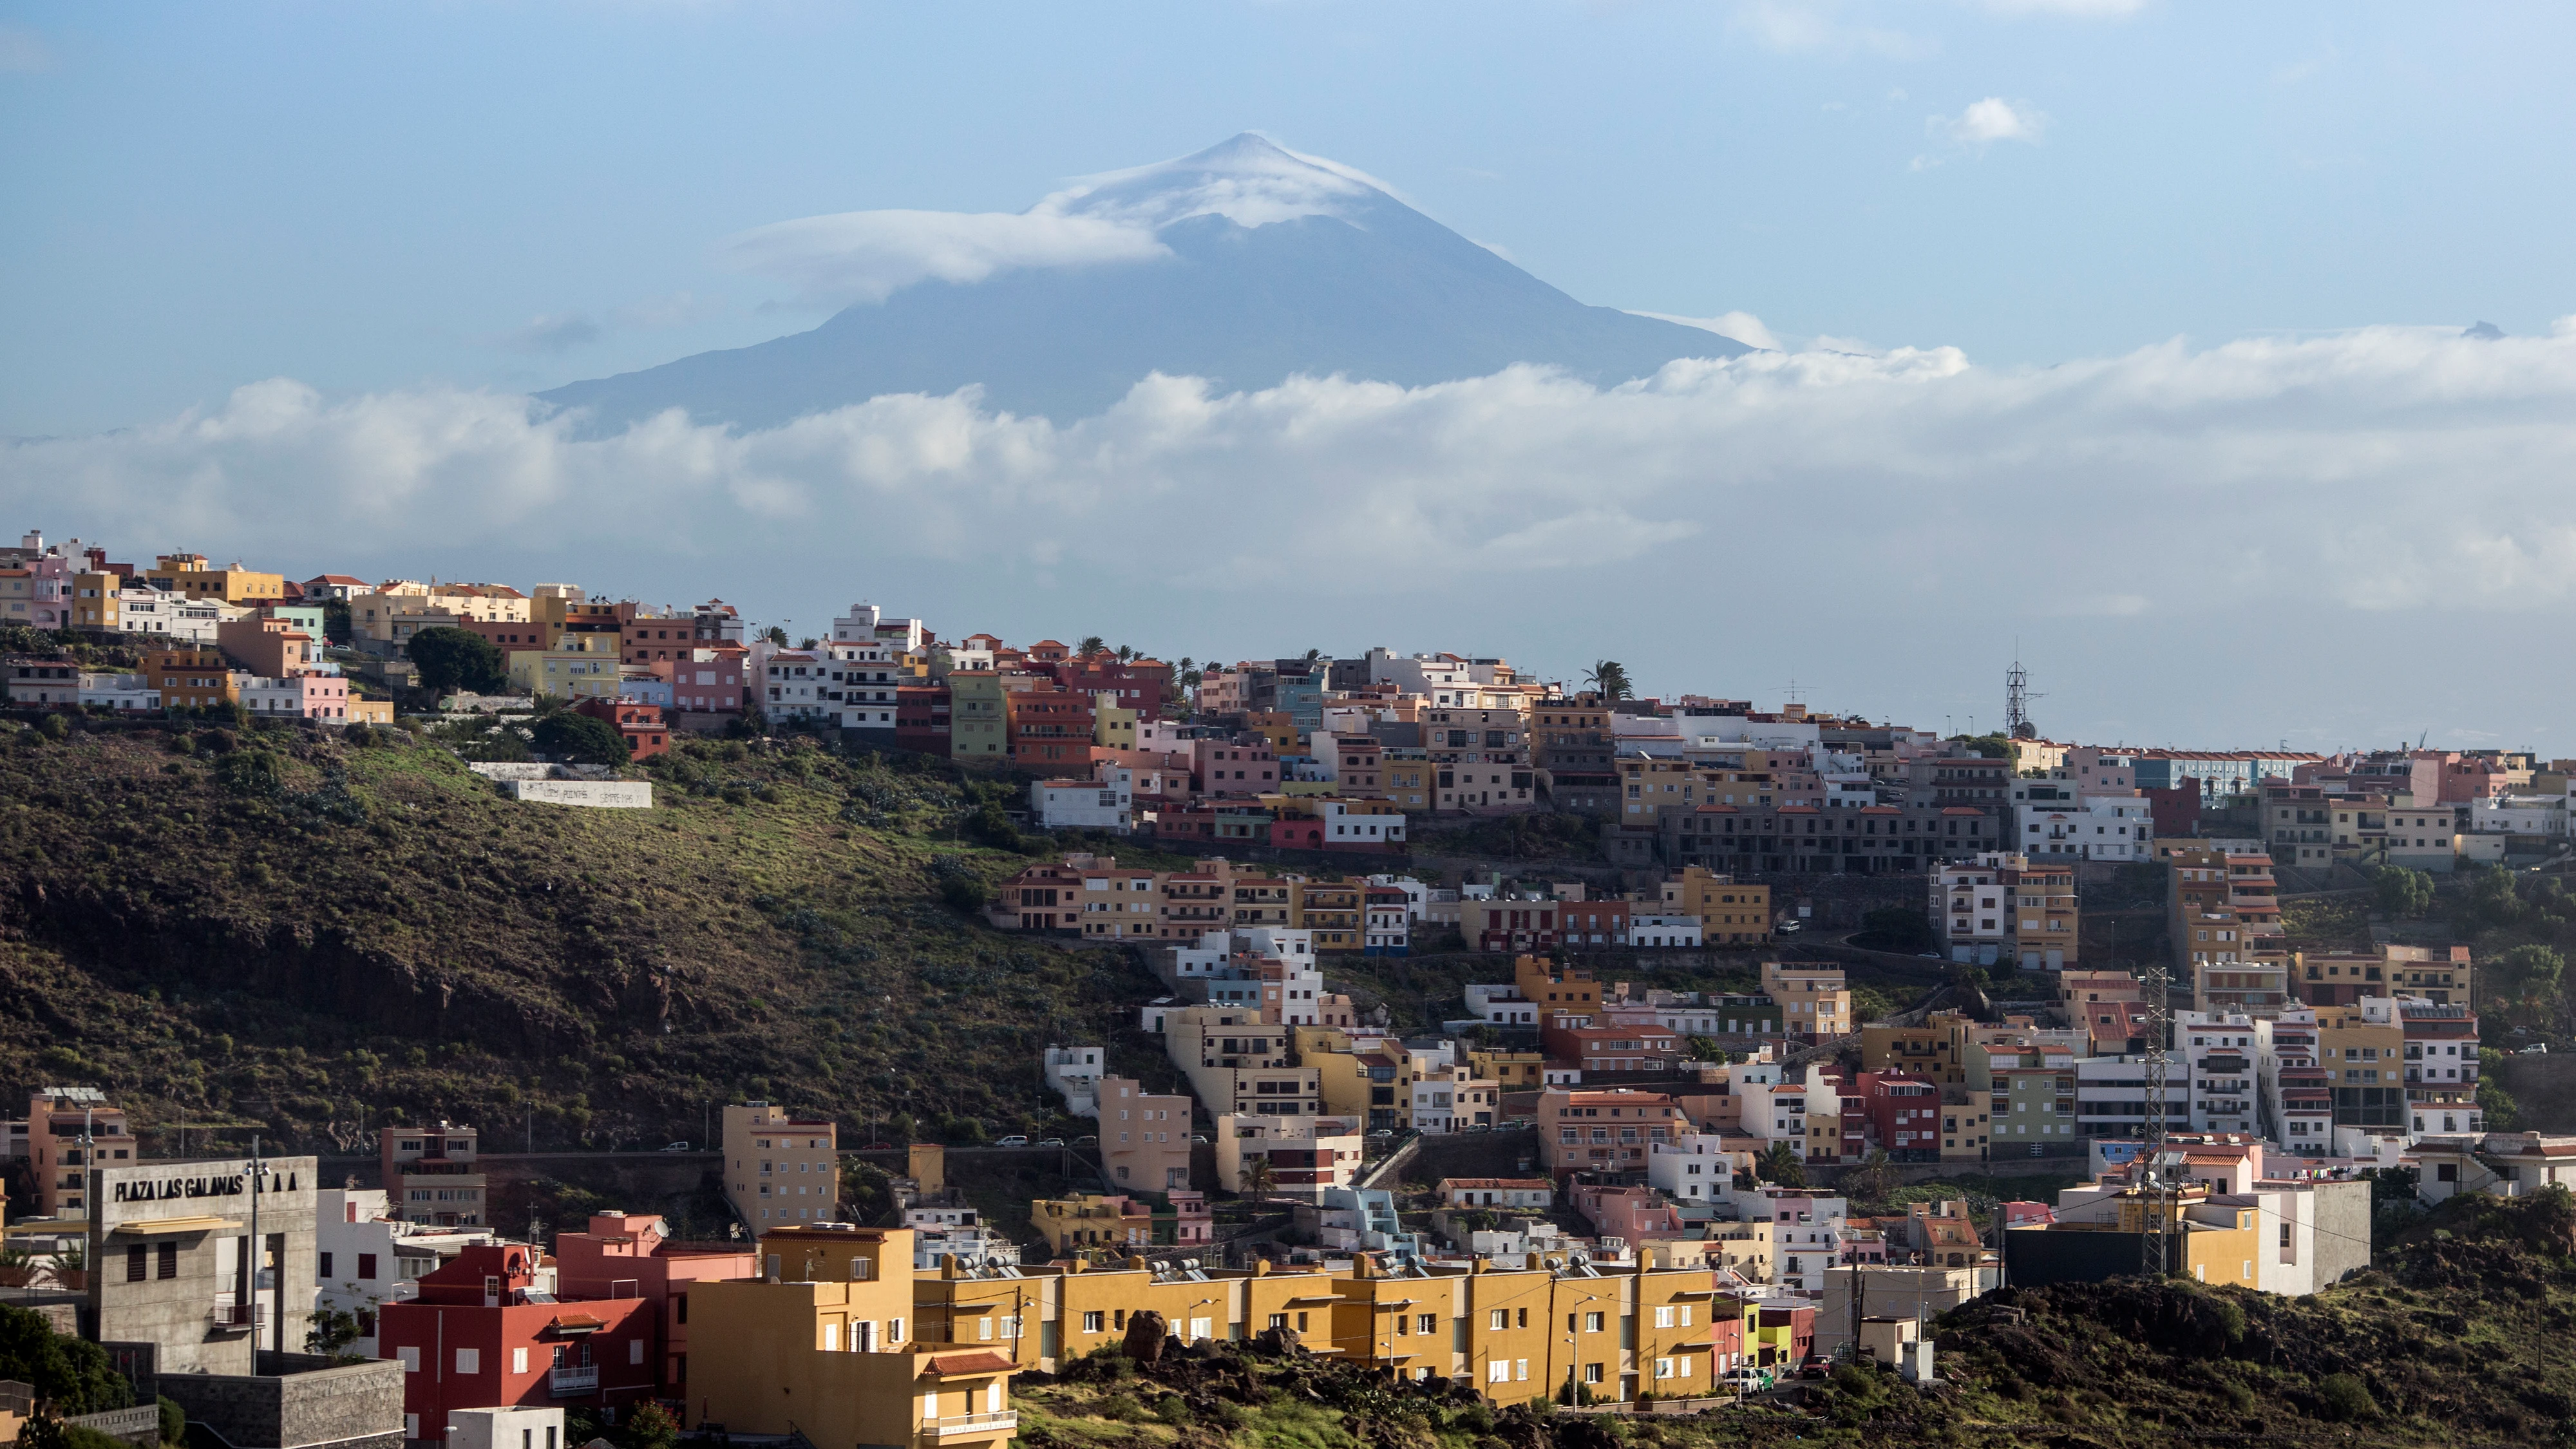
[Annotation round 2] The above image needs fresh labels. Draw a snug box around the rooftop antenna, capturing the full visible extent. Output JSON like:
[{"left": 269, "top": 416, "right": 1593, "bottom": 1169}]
[{"left": 2005, "top": 648, "right": 2045, "bottom": 741}]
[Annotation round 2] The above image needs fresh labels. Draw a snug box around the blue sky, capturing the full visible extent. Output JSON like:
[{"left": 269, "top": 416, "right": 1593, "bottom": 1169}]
[
  {"left": 7, "top": 1, "right": 2572, "bottom": 433},
  {"left": 6, "top": 2, "right": 2576, "bottom": 749}
]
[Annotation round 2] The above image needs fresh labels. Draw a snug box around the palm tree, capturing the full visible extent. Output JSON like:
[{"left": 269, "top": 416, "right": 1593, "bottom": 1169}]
[
  {"left": 1241, "top": 1155, "right": 1278, "bottom": 1198},
  {"left": 1586, "top": 660, "right": 1633, "bottom": 701},
  {"left": 1115, "top": 644, "right": 1134, "bottom": 661},
  {"left": 1078, "top": 635, "right": 1107, "bottom": 656},
  {"left": 1756, "top": 1142, "right": 1805, "bottom": 1189}
]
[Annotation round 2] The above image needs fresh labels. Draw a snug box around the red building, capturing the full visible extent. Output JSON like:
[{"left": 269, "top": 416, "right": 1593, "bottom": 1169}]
[
  {"left": 1153, "top": 808, "right": 1220, "bottom": 848},
  {"left": 673, "top": 647, "right": 749, "bottom": 716},
  {"left": 893, "top": 685, "right": 951, "bottom": 755},
  {"left": 572, "top": 697, "right": 672, "bottom": 760},
  {"left": 1047, "top": 653, "right": 1176, "bottom": 721},
  {"left": 1853, "top": 1070, "right": 1944, "bottom": 1163},
  {"left": 1004, "top": 685, "right": 1095, "bottom": 770},
  {"left": 551, "top": 1212, "right": 758, "bottom": 1399},
  {"left": 1542, "top": 1024, "right": 1681, "bottom": 1077},
  {"left": 377, "top": 1244, "right": 656, "bottom": 1443}
]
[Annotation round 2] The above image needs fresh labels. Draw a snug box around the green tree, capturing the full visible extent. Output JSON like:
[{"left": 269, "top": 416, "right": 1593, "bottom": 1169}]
[
  {"left": 2374, "top": 865, "right": 2434, "bottom": 920},
  {"left": 761, "top": 625, "right": 789, "bottom": 646},
  {"left": 2499, "top": 943, "right": 2566, "bottom": 1012},
  {"left": 618, "top": 1401, "right": 680, "bottom": 1449},
  {"left": 405, "top": 626, "right": 508, "bottom": 696},
  {"left": 1078, "top": 635, "right": 1106, "bottom": 656},
  {"left": 2457, "top": 864, "right": 2524, "bottom": 933},
  {"left": 1842, "top": 1148, "right": 1899, "bottom": 1208},
  {"left": 304, "top": 1306, "right": 365, "bottom": 1363},
  {"left": 532, "top": 711, "right": 631, "bottom": 766},
  {"left": 0, "top": 1301, "right": 133, "bottom": 1415},
  {"left": 1240, "top": 1155, "right": 1278, "bottom": 1198},
  {"left": 2479, "top": 1048, "right": 2519, "bottom": 1130},
  {"left": 1755, "top": 1142, "right": 1805, "bottom": 1188},
  {"left": 1584, "top": 661, "right": 1633, "bottom": 701},
  {"left": 158, "top": 1396, "right": 187, "bottom": 1446}
]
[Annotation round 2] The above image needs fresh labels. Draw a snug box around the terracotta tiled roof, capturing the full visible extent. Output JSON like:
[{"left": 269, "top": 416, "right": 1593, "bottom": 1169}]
[{"left": 926, "top": 1350, "right": 1018, "bottom": 1376}]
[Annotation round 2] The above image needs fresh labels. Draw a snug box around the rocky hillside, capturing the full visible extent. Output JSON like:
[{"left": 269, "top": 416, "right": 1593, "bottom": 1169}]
[{"left": 0, "top": 719, "right": 1191, "bottom": 1157}]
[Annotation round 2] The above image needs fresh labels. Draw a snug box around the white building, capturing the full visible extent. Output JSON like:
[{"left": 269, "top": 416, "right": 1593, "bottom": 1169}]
[
  {"left": 2466, "top": 795, "right": 2564, "bottom": 837},
  {"left": 1647, "top": 1132, "right": 1736, "bottom": 1204},
  {"left": 1043, "top": 1046, "right": 1106, "bottom": 1117},
  {"left": 1464, "top": 982, "right": 1538, "bottom": 1028},
  {"left": 760, "top": 649, "right": 833, "bottom": 721},
  {"left": 77, "top": 672, "right": 158, "bottom": 711},
  {"left": 2070, "top": 1052, "right": 2192, "bottom": 1141},
  {"left": 314, "top": 1187, "right": 497, "bottom": 1358},
  {"left": 1625, "top": 914, "right": 1704, "bottom": 949},
  {"left": 2176, "top": 1011, "right": 2262, "bottom": 1136},
  {"left": 2011, "top": 782, "right": 2154, "bottom": 862},
  {"left": 1032, "top": 776, "right": 1132, "bottom": 833},
  {"left": 1931, "top": 856, "right": 2012, "bottom": 965},
  {"left": 115, "top": 587, "right": 243, "bottom": 642},
  {"left": 1320, "top": 800, "right": 1406, "bottom": 848}
]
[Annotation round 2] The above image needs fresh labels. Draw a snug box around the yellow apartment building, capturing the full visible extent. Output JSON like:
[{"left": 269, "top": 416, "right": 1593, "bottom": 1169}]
[
  {"left": 144, "top": 553, "right": 287, "bottom": 603},
  {"left": 723, "top": 1102, "right": 838, "bottom": 1231},
  {"left": 1860, "top": 1013, "right": 1974, "bottom": 1085},
  {"left": 1662, "top": 867, "right": 1772, "bottom": 945},
  {"left": 1290, "top": 878, "right": 1363, "bottom": 951},
  {"left": 690, "top": 1238, "right": 1017, "bottom": 1449},
  {"left": 1759, "top": 960, "right": 1852, "bottom": 1037}
]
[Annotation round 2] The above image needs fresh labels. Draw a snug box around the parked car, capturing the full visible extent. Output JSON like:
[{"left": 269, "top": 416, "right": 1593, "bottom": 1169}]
[
  {"left": 659, "top": 1141, "right": 692, "bottom": 1151},
  {"left": 1368, "top": 1129, "right": 1396, "bottom": 1139},
  {"left": 1191, "top": 1134, "right": 1209, "bottom": 1144},
  {"left": 1776, "top": 920, "right": 1802, "bottom": 934},
  {"left": 2523, "top": 1043, "right": 2551, "bottom": 1055},
  {"left": 994, "top": 1135, "right": 1030, "bottom": 1147},
  {"left": 1073, "top": 1135, "right": 1098, "bottom": 1145},
  {"left": 1039, "top": 1137, "right": 1066, "bottom": 1147},
  {"left": 1796, "top": 1355, "right": 1833, "bottom": 1380},
  {"left": 1719, "top": 1367, "right": 1773, "bottom": 1394}
]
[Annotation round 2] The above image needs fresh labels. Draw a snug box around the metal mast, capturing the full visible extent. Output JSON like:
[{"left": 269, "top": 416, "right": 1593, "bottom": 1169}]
[
  {"left": 2004, "top": 654, "right": 2043, "bottom": 740},
  {"left": 2139, "top": 964, "right": 2172, "bottom": 1277}
]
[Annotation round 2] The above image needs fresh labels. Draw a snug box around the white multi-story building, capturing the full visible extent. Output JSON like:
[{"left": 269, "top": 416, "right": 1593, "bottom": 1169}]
[
  {"left": 760, "top": 649, "right": 834, "bottom": 721},
  {"left": 1646, "top": 1132, "right": 1736, "bottom": 1204},
  {"left": 2071, "top": 1052, "right": 2191, "bottom": 1141},
  {"left": 2011, "top": 781, "right": 2154, "bottom": 862},
  {"left": 2467, "top": 795, "right": 2565, "bottom": 837},
  {"left": 2176, "top": 1010, "right": 2262, "bottom": 1136},
  {"left": 1043, "top": 1046, "right": 1106, "bottom": 1117},
  {"left": 1932, "top": 857, "right": 2012, "bottom": 965},
  {"left": 1723, "top": 1186, "right": 1851, "bottom": 1295},
  {"left": 1033, "top": 776, "right": 1132, "bottom": 833}
]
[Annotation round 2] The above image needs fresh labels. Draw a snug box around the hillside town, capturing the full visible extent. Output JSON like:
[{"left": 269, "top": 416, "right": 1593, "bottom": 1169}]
[{"left": 5, "top": 525, "right": 2575, "bottom": 1444}]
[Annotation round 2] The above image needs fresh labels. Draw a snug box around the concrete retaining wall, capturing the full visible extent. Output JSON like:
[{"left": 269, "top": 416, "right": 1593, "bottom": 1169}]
[
  {"left": 505, "top": 779, "right": 652, "bottom": 809},
  {"left": 158, "top": 1357, "right": 403, "bottom": 1449}
]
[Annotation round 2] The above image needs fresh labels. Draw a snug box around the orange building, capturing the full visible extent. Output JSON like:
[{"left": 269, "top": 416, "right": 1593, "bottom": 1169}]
[{"left": 143, "top": 647, "right": 239, "bottom": 709}]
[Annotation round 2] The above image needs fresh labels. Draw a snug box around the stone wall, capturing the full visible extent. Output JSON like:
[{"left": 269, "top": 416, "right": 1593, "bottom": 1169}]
[{"left": 158, "top": 1358, "right": 402, "bottom": 1449}]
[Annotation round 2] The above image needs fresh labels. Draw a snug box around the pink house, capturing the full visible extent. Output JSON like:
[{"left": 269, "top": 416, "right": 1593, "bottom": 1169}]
[
  {"left": 1193, "top": 737, "right": 1278, "bottom": 797},
  {"left": 1569, "top": 1182, "right": 1682, "bottom": 1242}
]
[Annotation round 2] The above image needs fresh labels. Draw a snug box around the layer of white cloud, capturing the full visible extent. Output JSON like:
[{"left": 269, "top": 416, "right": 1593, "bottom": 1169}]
[
  {"left": 719, "top": 209, "right": 1171, "bottom": 305},
  {"left": 723, "top": 133, "right": 1388, "bottom": 305},
  {"left": 1728, "top": 1, "right": 1933, "bottom": 59},
  {"left": 13, "top": 322, "right": 2576, "bottom": 625}
]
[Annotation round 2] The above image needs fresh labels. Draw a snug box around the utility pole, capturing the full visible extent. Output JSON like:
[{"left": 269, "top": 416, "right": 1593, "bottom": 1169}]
[{"left": 2139, "top": 965, "right": 2172, "bottom": 1278}]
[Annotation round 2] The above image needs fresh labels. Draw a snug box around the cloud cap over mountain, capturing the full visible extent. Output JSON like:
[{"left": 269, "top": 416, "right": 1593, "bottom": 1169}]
[{"left": 541, "top": 134, "right": 1751, "bottom": 429}]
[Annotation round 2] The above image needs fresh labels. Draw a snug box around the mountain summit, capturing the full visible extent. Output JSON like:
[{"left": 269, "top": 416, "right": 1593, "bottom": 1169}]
[{"left": 541, "top": 134, "right": 1751, "bottom": 429}]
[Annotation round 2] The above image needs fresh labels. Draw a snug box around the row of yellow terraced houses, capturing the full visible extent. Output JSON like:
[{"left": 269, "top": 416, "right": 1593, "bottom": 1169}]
[{"left": 687, "top": 1224, "right": 1775, "bottom": 1449}]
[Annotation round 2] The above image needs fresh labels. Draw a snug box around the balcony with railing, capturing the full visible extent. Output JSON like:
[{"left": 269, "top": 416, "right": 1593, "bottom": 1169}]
[
  {"left": 549, "top": 1367, "right": 600, "bottom": 1397},
  {"left": 208, "top": 1302, "right": 266, "bottom": 1332},
  {"left": 918, "top": 1411, "right": 1019, "bottom": 1441}
]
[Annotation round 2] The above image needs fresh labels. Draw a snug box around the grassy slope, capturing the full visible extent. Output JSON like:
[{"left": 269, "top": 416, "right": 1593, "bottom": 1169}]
[{"left": 0, "top": 723, "right": 1177, "bottom": 1157}]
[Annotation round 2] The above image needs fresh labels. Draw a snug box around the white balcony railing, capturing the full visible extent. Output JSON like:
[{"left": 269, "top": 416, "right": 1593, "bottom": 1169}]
[
  {"left": 920, "top": 1412, "right": 1018, "bottom": 1438},
  {"left": 549, "top": 1367, "right": 600, "bottom": 1397}
]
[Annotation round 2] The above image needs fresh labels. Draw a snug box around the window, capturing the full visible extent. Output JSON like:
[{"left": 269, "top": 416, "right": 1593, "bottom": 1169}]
[
  {"left": 359, "top": 1253, "right": 378, "bottom": 1280},
  {"left": 318, "top": 1251, "right": 334, "bottom": 1279},
  {"left": 1585, "top": 1312, "right": 1604, "bottom": 1333},
  {"left": 1490, "top": 1309, "right": 1508, "bottom": 1331},
  {"left": 159, "top": 1242, "right": 178, "bottom": 1280},
  {"left": 456, "top": 1349, "right": 480, "bottom": 1374},
  {"left": 1489, "top": 1361, "right": 1511, "bottom": 1385},
  {"left": 397, "top": 1347, "right": 420, "bottom": 1373},
  {"left": 513, "top": 1348, "right": 529, "bottom": 1374},
  {"left": 127, "top": 1245, "right": 147, "bottom": 1282},
  {"left": 630, "top": 1339, "right": 645, "bottom": 1365}
]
